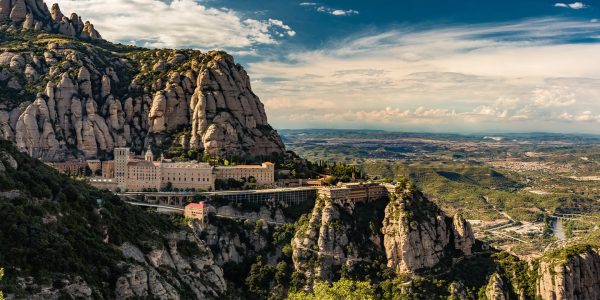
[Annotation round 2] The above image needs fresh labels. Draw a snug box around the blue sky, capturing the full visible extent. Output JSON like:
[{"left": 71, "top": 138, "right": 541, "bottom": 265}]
[{"left": 54, "top": 0, "right": 600, "bottom": 133}]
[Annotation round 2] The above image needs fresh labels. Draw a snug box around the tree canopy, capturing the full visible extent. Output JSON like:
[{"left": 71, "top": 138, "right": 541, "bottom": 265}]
[{"left": 287, "top": 279, "right": 376, "bottom": 300}]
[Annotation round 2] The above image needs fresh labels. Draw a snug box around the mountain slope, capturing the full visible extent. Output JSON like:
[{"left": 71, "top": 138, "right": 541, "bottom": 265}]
[
  {"left": 0, "top": 1, "right": 284, "bottom": 161},
  {"left": 0, "top": 140, "right": 225, "bottom": 299}
]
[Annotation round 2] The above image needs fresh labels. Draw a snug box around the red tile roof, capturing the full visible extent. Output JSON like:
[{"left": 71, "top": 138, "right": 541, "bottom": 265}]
[{"left": 186, "top": 202, "right": 204, "bottom": 209}]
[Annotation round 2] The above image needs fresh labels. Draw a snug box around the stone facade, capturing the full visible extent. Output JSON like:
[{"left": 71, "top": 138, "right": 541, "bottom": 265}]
[
  {"left": 184, "top": 202, "right": 206, "bottom": 221},
  {"left": 89, "top": 147, "right": 275, "bottom": 192},
  {"left": 47, "top": 161, "right": 87, "bottom": 175},
  {"left": 161, "top": 162, "right": 214, "bottom": 191},
  {"left": 102, "top": 160, "right": 114, "bottom": 178},
  {"left": 214, "top": 162, "right": 274, "bottom": 185},
  {"left": 126, "top": 160, "right": 161, "bottom": 191},
  {"left": 317, "top": 182, "right": 388, "bottom": 204}
]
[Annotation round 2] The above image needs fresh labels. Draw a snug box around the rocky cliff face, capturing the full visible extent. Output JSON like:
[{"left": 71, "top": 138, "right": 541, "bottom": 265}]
[
  {"left": 16, "top": 233, "right": 227, "bottom": 300},
  {"left": 381, "top": 182, "right": 475, "bottom": 274},
  {"left": 0, "top": 0, "right": 284, "bottom": 161},
  {"left": 194, "top": 218, "right": 272, "bottom": 266},
  {"left": 485, "top": 273, "right": 509, "bottom": 300},
  {"left": 291, "top": 194, "right": 386, "bottom": 286},
  {"left": 116, "top": 232, "right": 226, "bottom": 300},
  {"left": 536, "top": 246, "right": 600, "bottom": 300}
]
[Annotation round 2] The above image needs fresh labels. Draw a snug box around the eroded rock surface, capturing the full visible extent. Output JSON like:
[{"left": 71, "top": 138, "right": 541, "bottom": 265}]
[
  {"left": 537, "top": 246, "right": 600, "bottom": 300},
  {"left": 1, "top": 1, "right": 284, "bottom": 161},
  {"left": 381, "top": 182, "right": 475, "bottom": 274},
  {"left": 291, "top": 193, "right": 386, "bottom": 287}
]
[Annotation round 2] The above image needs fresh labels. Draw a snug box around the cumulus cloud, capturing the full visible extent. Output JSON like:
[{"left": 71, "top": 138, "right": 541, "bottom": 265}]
[
  {"left": 557, "top": 111, "right": 600, "bottom": 122},
  {"left": 53, "top": 0, "right": 295, "bottom": 52},
  {"left": 532, "top": 87, "right": 576, "bottom": 107},
  {"left": 554, "top": 2, "right": 587, "bottom": 9},
  {"left": 249, "top": 18, "right": 600, "bottom": 133},
  {"left": 300, "top": 3, "right": 359, "bottom": 16}
]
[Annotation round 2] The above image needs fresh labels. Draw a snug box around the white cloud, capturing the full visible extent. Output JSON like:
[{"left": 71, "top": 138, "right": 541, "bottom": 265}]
[
  {"left": 303, "top": 4, "right": 359, "bottom": 16},
  {"left": 53, "top": 0, "right": 294, "bottom": 52},
  {"left": 554, "top": 2, "right": 587, "bottom": 9},
  {"left": 330, "top": 9, "right": 360, "bottom": 16},
  {"left": 249, "top": 18, "right": 600, "bottom": 133},
  {"left": 557, "top": 111, "right": 600, "bottom": 122},
  {"left": 532, "top": 87, "right": 576, "bottom": 107},
  {"left": 268, "top": 18, "right": 296, "bottom": 37}
]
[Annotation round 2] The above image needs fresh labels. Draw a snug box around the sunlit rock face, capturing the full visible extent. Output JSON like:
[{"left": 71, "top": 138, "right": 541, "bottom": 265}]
[
  {"left": 1, "top": 1, "right": 284, "bottom": 161},
  {"left": 382, "top": 182, "right": 474, "bottom": 274},
  {"left": 537, "top": 247, "right": 600, "bottom": 300}
]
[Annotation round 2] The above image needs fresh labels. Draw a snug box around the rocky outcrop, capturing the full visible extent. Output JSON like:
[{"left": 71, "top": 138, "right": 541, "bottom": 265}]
[
  {"left": 0, "top": 0, "right": 101, "bottom": 39},
  {"left": 0, "top": 149, "right": 18, "bottom": 170},
  {"left": 291, "top": 193, "right": 385, "bottom": 286},
  {"left": 453, "top": 213, "right": 475, "bottom": 256},
  {"left": 12, "top": 276, "right": 93, "bottom": 300},
  {"left": 381, "top": 182, "right": 475, "bottom": 274},
  {"left": 115, "top": 231, "right": 226, "bottom": 300},
  {"left": 194, "top": 217, "right": 271, "bottom": 265},
  {"left": 536, "top": 246, "right": 600, "bottom": 300},
  {"left": 7, "top": 230, "right": 226, "bottom": 300},
  {"left": 1, "top": 6, "right": 284, "bottom": 161},
  {"left": 485, "top": 273, "right": 509, "bottom": 300},
  {"left": 189, "top": 53, "right": 284, "bottom": 157}
]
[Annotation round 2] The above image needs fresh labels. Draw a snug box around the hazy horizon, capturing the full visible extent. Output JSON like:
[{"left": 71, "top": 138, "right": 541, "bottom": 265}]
[{"left": 276, "top": 127, "right": 600, "bottom": 136}]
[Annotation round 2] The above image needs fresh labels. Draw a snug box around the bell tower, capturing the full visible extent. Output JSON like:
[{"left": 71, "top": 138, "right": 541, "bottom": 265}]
[{"left": 145, "top": 149, "right": 154, "bottom": 161}]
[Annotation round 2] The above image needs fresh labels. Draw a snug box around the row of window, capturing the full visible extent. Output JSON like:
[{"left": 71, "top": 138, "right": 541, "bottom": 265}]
[{"left": 162, "top": 177, "right": 211, "bottom": 182}]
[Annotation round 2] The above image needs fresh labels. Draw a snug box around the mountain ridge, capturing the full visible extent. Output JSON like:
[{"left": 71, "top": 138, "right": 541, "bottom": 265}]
[{"left": 1, "top": 0, "right": 285, "bottom": 161}]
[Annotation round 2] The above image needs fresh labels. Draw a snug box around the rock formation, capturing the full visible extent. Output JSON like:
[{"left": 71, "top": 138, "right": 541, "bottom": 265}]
[
  {"left": 0, "top": 0, "right": 101, "bottom": 39},
  {"left": 0, "top": 0, "right": 284, "bottom": 161},
  {"left": 189, "top": 53, "right": 284, "bottom": 157},
  {"left": 536, "top": 245, "right": 600, "bottom": 300},
  {"left": 485, "top": 273, "right": 509, "bottom": 300},
  {"left": 115, "top": 232, "right": 226, "bottom": 299},
  {"left": 195, "top": 218, "right": 272, "bottom": 266},
  {"left": 291, "top": 192, "right": 385, "bottom": 286},
  {"left": 381, "top": 181, "right": 475, "bottom": 274}
]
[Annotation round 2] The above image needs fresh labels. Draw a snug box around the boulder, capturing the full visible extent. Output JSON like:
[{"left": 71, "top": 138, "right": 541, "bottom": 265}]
[{"left": 9, "top": 0, "right": 27, "bottom": 21}]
